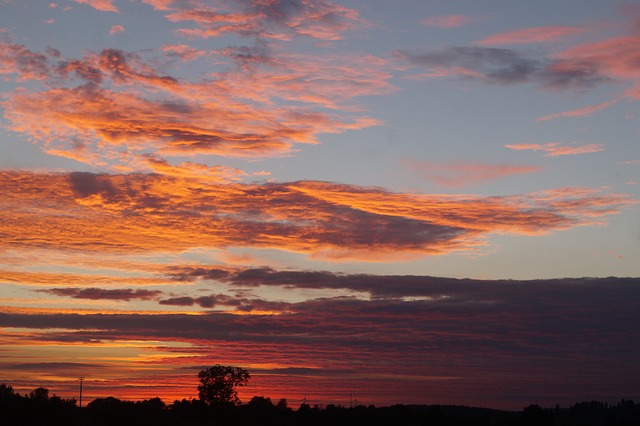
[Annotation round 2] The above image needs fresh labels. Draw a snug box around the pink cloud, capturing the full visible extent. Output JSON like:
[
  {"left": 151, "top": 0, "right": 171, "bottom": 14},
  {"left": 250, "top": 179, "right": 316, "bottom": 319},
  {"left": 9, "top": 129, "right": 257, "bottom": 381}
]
[
  {"left": 0, "top": 42, "right": 50, "bottom": 81},
  {"left": 162, "top": 44, "right": 206, "bottom": 61},
  {"left": 553, "top": 35, "right": 640, "bottom": 81},
  {"left": 405, "top": 160, "right": 541, "bottom": 188},
  {"left": 160, "top": 0, "right": 363, "bottom": 41},
  {"left": 73, "top": 0, "right": 119, "bottom": 13},
  {"left": 421, "top": 14, "right": 476, "bottom": 29},
  {"left": 1, "top": 41, "right": 389, "bottom": 169},
  {"left": 110, "top": 25, "right": 125, "bottom": 35},
  {"left": 505, "top": 142, "right": 605, "bottom": 157},
  {"left": 536, "top": 98, "right": 621, "bottom": 122},
  {"left": 477, "top": 25, "right": 585, "bottom": 45},
  {"left": 1, "top": 35, "right": 389, "bottom": 170}
]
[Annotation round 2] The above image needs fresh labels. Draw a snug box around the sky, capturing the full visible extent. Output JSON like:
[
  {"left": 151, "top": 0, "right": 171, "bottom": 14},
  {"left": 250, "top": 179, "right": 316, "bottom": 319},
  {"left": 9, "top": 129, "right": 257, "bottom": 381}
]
[{"left": 0, "top": 0, "right": 639, "bottom": 411}]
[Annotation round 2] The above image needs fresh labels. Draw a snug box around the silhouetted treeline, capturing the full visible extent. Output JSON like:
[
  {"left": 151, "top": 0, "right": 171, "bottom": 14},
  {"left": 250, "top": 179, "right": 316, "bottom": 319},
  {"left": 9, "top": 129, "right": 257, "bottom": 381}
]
[{"left": 2, "top": 383, "right": 640, "bottom": 426}]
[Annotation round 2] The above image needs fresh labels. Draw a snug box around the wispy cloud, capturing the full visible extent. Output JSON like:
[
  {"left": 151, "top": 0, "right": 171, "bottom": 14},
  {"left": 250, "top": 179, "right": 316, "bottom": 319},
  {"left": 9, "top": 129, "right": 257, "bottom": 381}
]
[
  {"left": 404, "top": 160, "right": 541, "bottom": 187},
  {"left": 399, "top": 23, "right": 640, "bottom": 119},
  {"left": 1, "top": 41, "right": 388, "bottom": 170},
  {"left": 477, "top": 25, "right": 586, "bottom": 45},
  {"left": 147, "top": 0, "right": 363, "bottom": 41},
  {"left": 420, "top": 14, "right": 477, "bottom": 29},
  {"left": 505, "top": 142, "right": 605, "bottom": 157},
  {"left": 536, "top": 97, "right": 621, "bottom": 121},
  {"left": 0, "top": 270, "right": 177, "bottom": 287},
  {"left": 162, "top": 44, "right": 207, "bottom": 61}
]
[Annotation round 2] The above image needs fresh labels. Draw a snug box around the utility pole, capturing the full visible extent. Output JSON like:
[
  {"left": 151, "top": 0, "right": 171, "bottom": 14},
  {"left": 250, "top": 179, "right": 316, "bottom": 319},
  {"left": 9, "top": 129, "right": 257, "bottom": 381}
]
[{"left": 78, "top": 377, "right": 84, "bottom": 408}]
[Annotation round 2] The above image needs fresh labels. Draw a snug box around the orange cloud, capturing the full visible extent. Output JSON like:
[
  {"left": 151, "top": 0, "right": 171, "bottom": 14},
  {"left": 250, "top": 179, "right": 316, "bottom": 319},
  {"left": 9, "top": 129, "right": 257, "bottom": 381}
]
[
  {"left": 421, "top": 15, "right": 477, "bottom": 29},
  {"left": 0, "top": 41, "right": 50, "bottom": 81},
  {"left": 404, "top": 160, "right": 541, "bottom": 187},
  {"left": 0, "top": 171, "right": 632, "bottom": 261},
  {"left": 0, "top": 270, "right": 178, "bottom": 287},
  {"left": 505, "top": 142, "right": 605, "bottom": 157},
  {"left": 73, "top": 0, "right": 119, "bottom": 13},
  {"left": 2, "top": 43, "right": 388, "bottom": 169},
  {"left": 477, "top": 25, "right": 585, "bottom": 45}
]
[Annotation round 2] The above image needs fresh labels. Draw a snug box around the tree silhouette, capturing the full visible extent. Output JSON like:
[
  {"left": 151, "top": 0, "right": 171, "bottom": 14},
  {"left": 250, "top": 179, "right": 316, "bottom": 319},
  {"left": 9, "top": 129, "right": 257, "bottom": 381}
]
[
  {"left": 197, "top": 365, "right": 250, "bottom": 405},
  {"left": 28, "top": 386, "right": 49, "bottom": 401}
]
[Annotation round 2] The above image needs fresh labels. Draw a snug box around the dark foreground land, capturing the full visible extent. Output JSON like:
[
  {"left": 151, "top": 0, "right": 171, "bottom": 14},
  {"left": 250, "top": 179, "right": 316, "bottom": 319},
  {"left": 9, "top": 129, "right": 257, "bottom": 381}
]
[{"left": 2, "top": 385, "right": 639, "bottom": 426}]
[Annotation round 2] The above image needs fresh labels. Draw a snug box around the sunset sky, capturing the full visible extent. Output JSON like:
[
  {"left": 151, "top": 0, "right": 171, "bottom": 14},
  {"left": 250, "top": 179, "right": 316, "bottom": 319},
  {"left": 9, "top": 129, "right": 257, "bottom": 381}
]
[{"left": 1, "top": 0, "right": 639, "bottom": 410}]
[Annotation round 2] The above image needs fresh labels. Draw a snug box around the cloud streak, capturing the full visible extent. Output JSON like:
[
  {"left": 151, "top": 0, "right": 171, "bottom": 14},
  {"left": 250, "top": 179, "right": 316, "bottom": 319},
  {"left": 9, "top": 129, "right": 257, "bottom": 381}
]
[
  {"left": 421, "top": 15, "right": 477, "bottom": 29},
  {"left": 404, "top": 160, "right": 541, "bottom": 187},
  {"left": 505, "top": 142, "right": 605, "bottom": 157},
  {"left": 477, "top": 26, "right": 586, "bottom": 45},
  {"left": 38, "top": 287, "right": 162, "bottom": 301}
]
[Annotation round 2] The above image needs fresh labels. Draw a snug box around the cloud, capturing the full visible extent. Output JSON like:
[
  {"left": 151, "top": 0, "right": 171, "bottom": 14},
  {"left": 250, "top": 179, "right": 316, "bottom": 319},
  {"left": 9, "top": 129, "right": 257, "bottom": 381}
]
[
  {"left": 162, "top": 44, "right": 206, "bottom": 61},
  {"left": 421, "top": 14, "right": 477, "bottom": 29},
  {"left": 404, "top": 160, "right": 541, "bottom": 187},
  {"left": 395, "top": 46, "right": 606, "bottom": 89},
  {"left": 0, "top": 41, "right": 50, "bottom": 81},
  {"left": 3, "top": 362, "right": 103, "bottom": 370},
  {"left": 110, "top": 25, "right": 125, "bottom": 35},
  {"left": 477, "top": 26, "right": 586, "bottom": 45},
  {"left": 536, "top": 97, "right": 621, "bottom": 121},
  {"left": 2, "top": 42, "right": 388, "bottom": 168},
  {"left": 159, "top": 293, "right": 290, "bottom": 312},
  {"left": 156, "top": 0, "right": 363, "bottom": 41},
  {"left": 505, "top": 142, "right": 605, "bottom": 157},
  {"left": 401, "top": 24, "right": 640, "bottom": 118},
  {"left": 38, "top": 287, "right": 162, "bottom": 301},
  {"left": 0, "top": 270, "right": 177, "bottom": 287},
  {"left": 72, "top": 0, "right": 119, "bottom": 13},
  {"left": 1, "top": 276, "right": 639, "bottom": 407},
  {"left": 0, "top": 171, "right": 633, "bottom": 261}
]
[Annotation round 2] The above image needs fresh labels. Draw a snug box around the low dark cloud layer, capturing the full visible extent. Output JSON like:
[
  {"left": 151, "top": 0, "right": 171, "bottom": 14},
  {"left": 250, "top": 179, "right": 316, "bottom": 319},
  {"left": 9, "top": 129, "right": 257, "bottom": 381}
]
[
  {"left": 1, "top": 275, "right": 639, "bottom": 407},
  {"left": 38, "top": 287, "right": 162, "bottom": 301}
]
